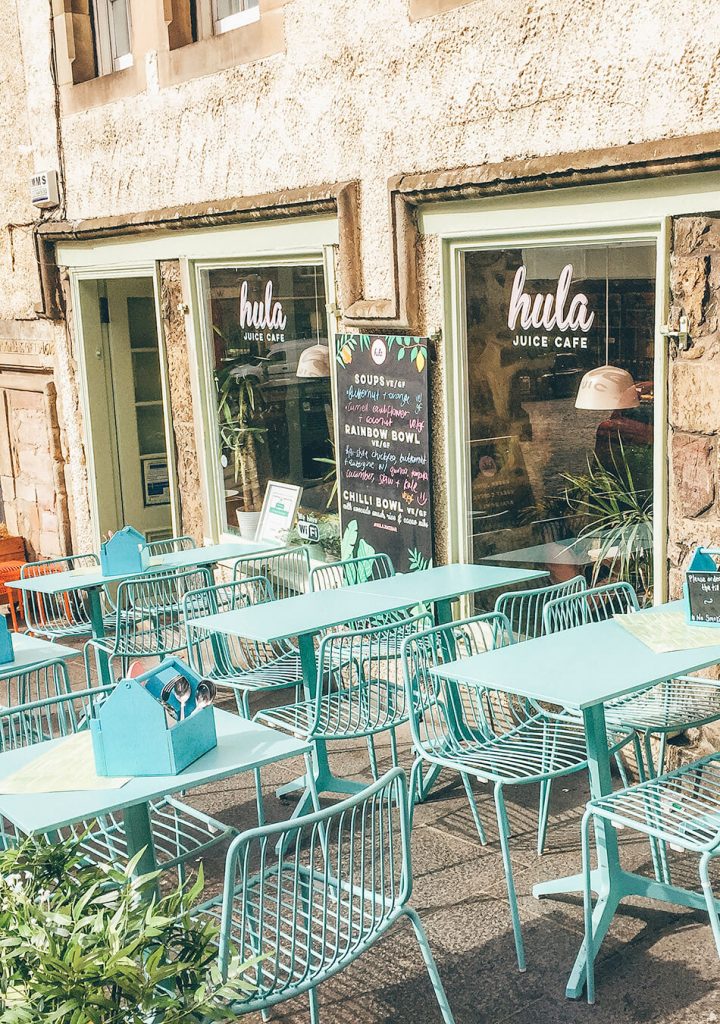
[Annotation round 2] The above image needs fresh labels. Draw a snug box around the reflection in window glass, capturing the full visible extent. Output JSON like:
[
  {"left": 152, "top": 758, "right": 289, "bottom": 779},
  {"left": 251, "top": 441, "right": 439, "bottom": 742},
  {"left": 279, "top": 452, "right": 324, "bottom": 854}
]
[
  {"left": 464, "top": 242, "right": 655, "bottom": 601},
  {"left": 204, "top": 264, "right": 338, "bottom": 548}
]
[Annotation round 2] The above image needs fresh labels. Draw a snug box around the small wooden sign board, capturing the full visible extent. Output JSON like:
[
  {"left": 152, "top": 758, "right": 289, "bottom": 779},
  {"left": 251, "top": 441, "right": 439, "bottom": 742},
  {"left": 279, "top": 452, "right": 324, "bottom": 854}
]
[{"left": 684, "top": 546, "right": 720, "bottom": 626}]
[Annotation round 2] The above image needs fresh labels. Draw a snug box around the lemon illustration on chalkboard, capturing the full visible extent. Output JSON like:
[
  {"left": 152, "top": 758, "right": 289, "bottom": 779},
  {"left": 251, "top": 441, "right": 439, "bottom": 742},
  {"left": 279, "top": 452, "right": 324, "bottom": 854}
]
[
  {"left": 415, "top": 351, "right": 426, "bottom": 372},
  {"left": 340, "top": 344, "right": 353, "bottom": 364}
]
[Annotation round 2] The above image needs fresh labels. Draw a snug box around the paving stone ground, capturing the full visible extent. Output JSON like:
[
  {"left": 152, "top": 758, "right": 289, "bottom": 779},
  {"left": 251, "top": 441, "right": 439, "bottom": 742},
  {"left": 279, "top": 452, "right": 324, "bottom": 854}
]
[{"left": 69, "top": 653, "right": 720, "bottom": 1024}]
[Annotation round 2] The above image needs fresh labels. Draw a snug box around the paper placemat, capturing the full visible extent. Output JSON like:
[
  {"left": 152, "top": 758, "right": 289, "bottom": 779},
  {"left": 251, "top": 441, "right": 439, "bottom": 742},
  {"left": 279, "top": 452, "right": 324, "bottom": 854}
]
[
  {"left": 0, "top": 732, "right": 130, "bottom": 795},
  {"left": 615, "top": 608, "right": 720, "bottom": 654}
]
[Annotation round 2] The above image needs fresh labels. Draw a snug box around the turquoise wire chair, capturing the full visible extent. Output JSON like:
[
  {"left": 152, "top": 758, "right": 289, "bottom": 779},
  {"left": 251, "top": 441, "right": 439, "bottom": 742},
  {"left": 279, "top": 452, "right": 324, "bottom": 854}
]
[
  {"left": 194, "top": 768, "right": 455, "bottom": 1023},
  {"left": 494, "top": 575, "right": 586, "bottom": 642},
  {"left": 581, "top": 753, "right": 720, "bottom": 1003},
  {"left": 543, "top": 580, "right": 720, "bottom": 883},
  {"left": 184, "top": 575, "right": 304, "bottom": 717},
  {"left": 494, "top": 575, "right": 587, "bottom": 852},
  {"left": 84, "top": 566, "right": 213, "bottom": 681},
  {"left": 309, "top": 552, "right": 395, "bottom": 590},
  {"left": 142, "top": 535, "right": 196, "bottom": 557},
  {"left": 255, "top": 612, "right": 432, "bottom": 778},
  {"left": 0, "top": 660, "right": 234, "bottom": 876},
  {"left": 309, "top": 553, "right": 406, "bottom": 777},
  {"left": 401, "top": 611, "right": 634, "bottom": 972},
  {"left": 20, "top": 554, "right": 116, "bottom": 640},
  {"left": 543, "top": 581, "right": 720, "bottom": 779},
  {"left": 231, "top": 545, "right": 311, "bottom": 600}
]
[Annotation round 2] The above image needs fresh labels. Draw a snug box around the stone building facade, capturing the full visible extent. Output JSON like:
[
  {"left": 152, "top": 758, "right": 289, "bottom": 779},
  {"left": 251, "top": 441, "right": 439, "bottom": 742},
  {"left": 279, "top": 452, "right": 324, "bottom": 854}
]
[{"left": 0, "top": 0, "right": 719, "bottom": 618}]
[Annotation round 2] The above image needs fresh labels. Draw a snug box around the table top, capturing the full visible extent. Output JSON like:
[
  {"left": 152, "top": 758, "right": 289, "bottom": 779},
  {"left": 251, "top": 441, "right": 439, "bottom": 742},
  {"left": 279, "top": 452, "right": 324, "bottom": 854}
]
[
  {"left": 355, "top": 564, "right": 547, "bottom": 603},
  {"left": 431, "top": 601, "right": 720, "bottom": 711},
  {"left": 0, "top": 710, "right": 311, "bottom": 835},
  {"left": 187, "top": 586, "right": 416, "bottom": 643},
  {"left": 6, "top": 540, "right": 280, "bottom": 596},
  {"left": 0, "top": 634, "right": 79, "bottom": 676}
]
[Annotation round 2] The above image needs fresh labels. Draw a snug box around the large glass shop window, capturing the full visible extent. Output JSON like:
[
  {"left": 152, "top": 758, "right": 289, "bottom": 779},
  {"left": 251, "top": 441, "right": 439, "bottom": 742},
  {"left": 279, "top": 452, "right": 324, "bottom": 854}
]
[
  {"left": 464, "top": 242, "right": 656, "bottom": 601},
  {"left": 204, "top": 264, "right": 338, "bottom": 548}
]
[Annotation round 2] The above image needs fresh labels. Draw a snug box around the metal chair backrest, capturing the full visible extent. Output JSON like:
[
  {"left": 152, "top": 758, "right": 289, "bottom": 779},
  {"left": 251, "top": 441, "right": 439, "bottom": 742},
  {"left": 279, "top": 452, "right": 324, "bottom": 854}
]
[
  {"left": 542, "top": 581, "right": 640, "bottom": 635},
  {"left": 0, "top": 661, "right": 109, "bottom": 752},
  {"left": 309, "top": 553, "right": 395, "bottom": 591},
  {"left": 108, "top": 566, "right": 213, "bottom": 658},
  {"left": 232, "top": 546, "right": 311, "bottom": 600},
  {"left": 184, "top": 575, "right": 295, "bottom": 678},
  {"left": 401, "top": 611, "right": 519, "bottom": 754},
  {"left": 494, "top": 575, "right": 586, "bottom": 642},
  {"left": 20, "top": 554, "right": 101, "bottom": 640},
  {"left": 142, "top": 536, "right": 196, "bottom": 557},
  {"left": 312, "top": 613, "right": 432, "bottom": 738},
  {"left": 216, "top": 768, "right": 411, "bottom": 1009}
]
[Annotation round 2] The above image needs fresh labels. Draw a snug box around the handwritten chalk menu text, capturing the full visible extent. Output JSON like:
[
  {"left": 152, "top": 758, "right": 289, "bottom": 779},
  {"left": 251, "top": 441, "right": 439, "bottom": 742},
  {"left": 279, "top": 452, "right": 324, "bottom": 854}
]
[
  {"left": 335, "top": 334, "right": 433, "bottom": 573},
  {"left": 686, "top": 571, "right": 720, "bottom": 625}
]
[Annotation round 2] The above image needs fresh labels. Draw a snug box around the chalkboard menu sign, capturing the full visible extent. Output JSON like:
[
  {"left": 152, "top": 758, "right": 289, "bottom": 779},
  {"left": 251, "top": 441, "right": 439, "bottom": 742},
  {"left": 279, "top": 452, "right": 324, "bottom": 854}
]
[
  {"left": 684, "top": 546, "right": 720, "bottom": 626},
  {"left": 335, "top": 333, "right": 433, "bottom": 573}
]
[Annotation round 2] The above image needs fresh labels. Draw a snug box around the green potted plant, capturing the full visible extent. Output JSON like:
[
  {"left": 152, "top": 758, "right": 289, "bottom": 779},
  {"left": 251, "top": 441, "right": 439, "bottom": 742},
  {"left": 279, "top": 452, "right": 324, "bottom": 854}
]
[
  {"left": 215, "top": 363, "right": 269, "bottom": 537},
  {"left": 563, "top": 440, "right": 653, "bottom": 602},
  {"left": 0, "top": 834, "right": 257, "bottom": 1023}
]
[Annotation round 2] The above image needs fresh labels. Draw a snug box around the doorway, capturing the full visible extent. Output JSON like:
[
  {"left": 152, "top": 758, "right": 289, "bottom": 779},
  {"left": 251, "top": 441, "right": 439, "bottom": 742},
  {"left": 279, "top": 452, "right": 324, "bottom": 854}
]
[{"left": 77, "top": 275, "right": 176, "bottom": 542}]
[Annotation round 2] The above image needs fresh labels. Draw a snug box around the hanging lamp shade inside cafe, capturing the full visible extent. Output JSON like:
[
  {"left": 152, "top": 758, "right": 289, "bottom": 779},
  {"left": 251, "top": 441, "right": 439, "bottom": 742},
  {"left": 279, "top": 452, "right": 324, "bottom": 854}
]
[
  {"left": 296, "top": 343, "right": 330, "bottom": 378},
  {"left": 574, "top": 247, "right": 638, "bottom": 411}
]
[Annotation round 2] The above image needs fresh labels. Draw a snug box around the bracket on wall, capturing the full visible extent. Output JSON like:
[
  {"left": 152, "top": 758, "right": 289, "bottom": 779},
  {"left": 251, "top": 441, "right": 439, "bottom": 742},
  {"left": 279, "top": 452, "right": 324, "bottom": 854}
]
[{"left": 660, "top": 315, "right": 690, "bottom": 351}]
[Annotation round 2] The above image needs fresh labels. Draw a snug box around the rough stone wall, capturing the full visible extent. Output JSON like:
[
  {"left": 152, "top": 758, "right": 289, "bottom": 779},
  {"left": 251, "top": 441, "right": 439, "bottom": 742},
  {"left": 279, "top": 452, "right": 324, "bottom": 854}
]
[
  {"left": 54, "top": 0, "right": 720, "bottom": 307},
  {"left": 158, "top": 260, "right": 205, "bottom": 542},
  {"left": 668, "top": 213, "right": 720, "bottom": 595},
  {"left": 666, "top": 213, "right": 720, "bottom": 761}
]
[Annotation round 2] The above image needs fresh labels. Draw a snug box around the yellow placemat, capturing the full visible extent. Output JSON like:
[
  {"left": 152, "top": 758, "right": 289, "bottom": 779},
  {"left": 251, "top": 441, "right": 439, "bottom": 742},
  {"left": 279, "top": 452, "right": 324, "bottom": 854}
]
[
  {"left": 0, "top": 732, "right": 130, "bottom": 795},
  {"left": 615, "top": 608, "right": 720, "bottom": 654}
]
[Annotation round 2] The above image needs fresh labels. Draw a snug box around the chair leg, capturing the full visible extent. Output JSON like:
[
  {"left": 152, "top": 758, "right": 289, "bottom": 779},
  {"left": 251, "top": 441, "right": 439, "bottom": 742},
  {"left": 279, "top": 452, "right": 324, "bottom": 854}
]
[
  {"left": 643, "top": 729, "right": 671, "bottom": 888},
  {"left": 367, "top": 734, "right": 379, "bottom": 780},
  {"left": 389, "top": 728, "right": 400, "bottom": 769},
  {"left": 614, "top": 751, "right": 630, "bottom": 789},
  {"left": 493, "top": 783, "right": 526, "bottom": 972},
  {"left": 460, "top": 772, "right": 487, "bottom": 845},
  {"left": 408, "top": 759, "right": 423, "bottom": 829},
  {"left": 254, "top": 768, "right": 265, "bottom": 826},
  {"left": 581, "top": 809, "right": 596, "bottom": 1004},
  {"left": 700, "top": 853, "right": 720, "bottom": 957},
  {"left": 309, "top": 986, "right": 320, "bottom": 1024},
  {"left": 402, "top": 908, "right": 456, "bottom": 1024},
  {"left": 537, "top": 778, "right": 552, "bottom": 856},
  {"left": 235, "top": 688, "right": 251, "bottom": 719}
]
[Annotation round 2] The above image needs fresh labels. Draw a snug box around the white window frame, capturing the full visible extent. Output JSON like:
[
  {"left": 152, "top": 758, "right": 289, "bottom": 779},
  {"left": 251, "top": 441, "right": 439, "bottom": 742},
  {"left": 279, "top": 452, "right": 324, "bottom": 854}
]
[
  {"left": 421, "top": 172, "right": 720, "bottom": 605},
  {"left": 212, "top": 0, "right": 260, "bottom": 35},
  {"left": 92, "top": 0, "right": 133, "bottom": 75}
]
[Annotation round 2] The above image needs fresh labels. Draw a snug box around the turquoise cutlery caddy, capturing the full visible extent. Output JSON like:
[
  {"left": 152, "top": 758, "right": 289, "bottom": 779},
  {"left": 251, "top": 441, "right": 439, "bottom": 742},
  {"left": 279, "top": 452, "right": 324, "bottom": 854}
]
[
  {"left": 90, "top": 657, "right": 217, "bottom": 777},
  {"left": 100, "top": 525, "right": 149, "bottom": 577}
]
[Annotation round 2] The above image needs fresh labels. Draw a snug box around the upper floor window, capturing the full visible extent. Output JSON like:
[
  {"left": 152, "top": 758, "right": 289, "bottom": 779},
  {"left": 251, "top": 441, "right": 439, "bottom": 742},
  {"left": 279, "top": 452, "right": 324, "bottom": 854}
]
[
  {"left": 93, "top": 0, "right": 133, "bottom": 75},
  {"left": 213, "top": 0, "right": 260, "bottom": 34}
]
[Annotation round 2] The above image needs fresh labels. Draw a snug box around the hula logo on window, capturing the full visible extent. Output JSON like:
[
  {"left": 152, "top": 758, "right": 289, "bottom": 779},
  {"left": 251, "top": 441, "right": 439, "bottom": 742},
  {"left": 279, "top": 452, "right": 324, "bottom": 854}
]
[{"left": 371, "top": 338, "right": 387, "bottom": 365}]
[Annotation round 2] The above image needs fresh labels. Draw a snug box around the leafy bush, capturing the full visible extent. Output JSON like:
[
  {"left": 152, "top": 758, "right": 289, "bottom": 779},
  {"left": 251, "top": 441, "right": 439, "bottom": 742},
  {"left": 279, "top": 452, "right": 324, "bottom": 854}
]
[{"left": 0, "top": 834, "right": 254, "bottom": 1024}]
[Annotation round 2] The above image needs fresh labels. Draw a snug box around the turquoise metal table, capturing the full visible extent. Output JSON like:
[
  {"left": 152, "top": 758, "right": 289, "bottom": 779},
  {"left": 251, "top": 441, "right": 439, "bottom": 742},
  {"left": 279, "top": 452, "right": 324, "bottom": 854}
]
[
  {"left": 431, "top": 600, "right": 720, "bottom": 999},
  {"left": 187, "top": 563, "right": 548, "bottom": 815},
  {"left": 355, "top": 564, "right": 547, "bottom": 625},
  {"left": 0, "top": 709, "right": 311, "bottom": 880},
  {"left": 7, "top": 540, "right": 281, "bottom": 686},
  {"left": 0, "top": 633, "right": 79, "bottom": 675}
]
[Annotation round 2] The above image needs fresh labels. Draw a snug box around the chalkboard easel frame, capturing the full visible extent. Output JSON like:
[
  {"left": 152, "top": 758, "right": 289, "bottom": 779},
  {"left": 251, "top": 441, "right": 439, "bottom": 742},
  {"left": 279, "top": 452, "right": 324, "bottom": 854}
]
[{"left": 684, "top": 546, "right": 720, "bottom": 627}]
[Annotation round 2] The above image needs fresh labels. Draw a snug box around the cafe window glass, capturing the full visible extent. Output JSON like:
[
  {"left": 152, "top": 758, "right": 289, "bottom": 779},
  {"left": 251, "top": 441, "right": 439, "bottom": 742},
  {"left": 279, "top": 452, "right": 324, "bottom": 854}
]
[
  {"left": 203, "top": 263, "right": 338, "bottom": 548},
  {"left": 463, "top": 241, "right": 656, "bottom": 601}
]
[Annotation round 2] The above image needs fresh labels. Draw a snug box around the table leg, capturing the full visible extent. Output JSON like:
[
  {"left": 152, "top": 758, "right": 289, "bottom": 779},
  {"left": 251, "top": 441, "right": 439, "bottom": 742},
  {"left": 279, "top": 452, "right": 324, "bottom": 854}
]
[
  {"left": 87, "top": 587, "right": 113, "bottom": 688},
  {"left": 123, "top": 802, "right": 158, "bottom": 897},
  {"left": 564, "top": 703, "right": 621, "bottom": 999},
  {"left": 275, "top": 632, "right": 364, "bottom": 802}
]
